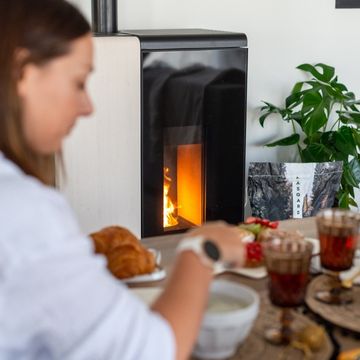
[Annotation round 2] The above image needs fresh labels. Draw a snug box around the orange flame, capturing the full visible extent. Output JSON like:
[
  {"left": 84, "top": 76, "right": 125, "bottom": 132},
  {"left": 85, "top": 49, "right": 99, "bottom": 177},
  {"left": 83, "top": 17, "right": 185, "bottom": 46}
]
[{"left": 164, "top": 167, "right": 178, "bottom": 228}]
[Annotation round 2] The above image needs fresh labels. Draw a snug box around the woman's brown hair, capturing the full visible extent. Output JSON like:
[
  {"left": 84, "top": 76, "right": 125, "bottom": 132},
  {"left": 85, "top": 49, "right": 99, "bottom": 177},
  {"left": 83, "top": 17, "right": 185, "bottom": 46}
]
[{"left": 0, "top": 0, "right": 90, "bottom": 185}]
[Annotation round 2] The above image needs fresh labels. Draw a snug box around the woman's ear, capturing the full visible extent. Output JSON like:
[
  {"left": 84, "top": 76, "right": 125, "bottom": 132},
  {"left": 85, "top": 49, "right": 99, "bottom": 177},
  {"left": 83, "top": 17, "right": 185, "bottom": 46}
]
[
  {"left": 14, "top": 48, "right": 32, "bottom": 97},
  {"left": 16, "top": 62, "right": 42, "bottom": 99},
  {"left": 17, "top": 64, "right": 32, "bottom": 98}
]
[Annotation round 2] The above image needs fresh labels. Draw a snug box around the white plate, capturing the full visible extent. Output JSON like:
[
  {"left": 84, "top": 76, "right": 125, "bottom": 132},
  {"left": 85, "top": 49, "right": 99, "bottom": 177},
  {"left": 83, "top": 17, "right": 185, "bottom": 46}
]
[
  {"left": 214, "top": 263, "right": 267, "bottom": 279},
  {"left": 131, "top": 287, "right": 163, "bottom": 305},
  {"left": 122, "top": 266, "right": 166, "bottom": 284},
  {"left": 121, "top": 249, "right": 167, "bottom": 284}
]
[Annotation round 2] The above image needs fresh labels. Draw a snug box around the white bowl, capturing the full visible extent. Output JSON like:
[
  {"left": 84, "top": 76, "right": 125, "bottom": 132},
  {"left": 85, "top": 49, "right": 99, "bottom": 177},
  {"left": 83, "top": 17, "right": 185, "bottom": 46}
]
[{"left": 193, "top": 279, "right": 260, "bottom": 360}]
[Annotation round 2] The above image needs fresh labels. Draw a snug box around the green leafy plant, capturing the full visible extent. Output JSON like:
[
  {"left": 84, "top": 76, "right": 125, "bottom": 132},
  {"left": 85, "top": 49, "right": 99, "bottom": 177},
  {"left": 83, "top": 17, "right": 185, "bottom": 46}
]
[{"left": 259, "top": 63, "right": 360, "bottom": 208}]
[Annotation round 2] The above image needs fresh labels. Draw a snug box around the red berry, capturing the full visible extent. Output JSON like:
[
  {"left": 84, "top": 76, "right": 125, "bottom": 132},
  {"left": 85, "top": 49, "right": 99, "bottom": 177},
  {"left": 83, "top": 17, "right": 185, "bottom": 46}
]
[
  {"left": 259, "top": 219, "right": 270, "bottom": 226},
  {"left": 268, "top": 221, "right": 279, "bottom": 229},
  {"left": 246, "top": 242, "right": 263, "bottom": 263}
]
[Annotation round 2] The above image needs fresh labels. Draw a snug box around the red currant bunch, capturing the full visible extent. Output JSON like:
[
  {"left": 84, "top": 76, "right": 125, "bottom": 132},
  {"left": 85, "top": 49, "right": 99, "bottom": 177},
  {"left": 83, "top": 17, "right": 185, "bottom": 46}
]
[{"left": 245, "top": 216, "right": 279, "bottom": 229}]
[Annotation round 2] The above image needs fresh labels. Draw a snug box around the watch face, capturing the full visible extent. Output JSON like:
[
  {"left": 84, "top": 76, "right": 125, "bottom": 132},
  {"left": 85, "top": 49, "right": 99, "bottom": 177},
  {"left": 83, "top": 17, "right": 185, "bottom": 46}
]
[{"left": 203, "top": 240, "right": 221, "bottom": 262}]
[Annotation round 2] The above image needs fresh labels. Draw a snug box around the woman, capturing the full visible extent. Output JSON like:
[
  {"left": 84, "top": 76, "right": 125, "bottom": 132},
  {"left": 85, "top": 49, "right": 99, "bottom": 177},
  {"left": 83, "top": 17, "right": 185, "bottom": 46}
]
[{"left": 0, "top": 1, "right": 246, "bottom": 359}]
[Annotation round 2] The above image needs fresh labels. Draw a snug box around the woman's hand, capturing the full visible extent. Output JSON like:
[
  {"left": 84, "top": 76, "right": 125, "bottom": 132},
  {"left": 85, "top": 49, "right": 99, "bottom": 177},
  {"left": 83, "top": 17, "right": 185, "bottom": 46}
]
[{"left": 185, "top": 221, "right": 246, "bottom": 268}]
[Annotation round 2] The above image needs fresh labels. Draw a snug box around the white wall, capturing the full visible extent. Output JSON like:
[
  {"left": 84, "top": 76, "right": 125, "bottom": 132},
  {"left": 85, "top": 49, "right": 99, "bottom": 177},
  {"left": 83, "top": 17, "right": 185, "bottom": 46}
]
[{"left": 70, "top": 0, "right": 360, "bottom": 206}]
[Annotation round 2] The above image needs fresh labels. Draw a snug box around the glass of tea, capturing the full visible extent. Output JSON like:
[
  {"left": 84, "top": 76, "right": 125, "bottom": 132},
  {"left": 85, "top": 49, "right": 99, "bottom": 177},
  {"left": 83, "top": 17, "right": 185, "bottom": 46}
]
[
  {"left": 263, "top": 235, "right": 313, "bottom": 345},
  {"left": 315, "top": 208, "right": 359, "bottom": 305}
]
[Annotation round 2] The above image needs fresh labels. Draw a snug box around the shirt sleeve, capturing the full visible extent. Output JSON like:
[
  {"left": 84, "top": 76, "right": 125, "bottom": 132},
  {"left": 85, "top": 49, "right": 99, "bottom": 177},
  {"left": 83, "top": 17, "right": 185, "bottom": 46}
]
[{"left": 1, "top": 189, "right": 176, "bottom": 360}]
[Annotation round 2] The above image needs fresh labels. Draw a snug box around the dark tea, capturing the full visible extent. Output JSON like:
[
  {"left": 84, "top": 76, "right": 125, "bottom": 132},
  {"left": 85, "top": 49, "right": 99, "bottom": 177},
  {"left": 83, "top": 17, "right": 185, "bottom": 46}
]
[
  {"left": 263, "top": 237, "right": 313, "bottom": 308},
  {"left": 268, "top": 271, "right": 309, "bottom": 307},
  {"left": 263, "top": 236, "right": 313, "bottom": 345},
  {"left": 319, "top": 233, "right": 356, "bottom": 272},
  {"left": 315, "top": 208, "right": 359, "bottom": 305}
]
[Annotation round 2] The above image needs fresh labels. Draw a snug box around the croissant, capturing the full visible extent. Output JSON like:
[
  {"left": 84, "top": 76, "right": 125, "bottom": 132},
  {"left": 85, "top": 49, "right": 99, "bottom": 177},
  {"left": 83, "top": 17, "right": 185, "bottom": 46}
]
[{"left": 90, "top": 226, "right": 156, "bottom": 279}]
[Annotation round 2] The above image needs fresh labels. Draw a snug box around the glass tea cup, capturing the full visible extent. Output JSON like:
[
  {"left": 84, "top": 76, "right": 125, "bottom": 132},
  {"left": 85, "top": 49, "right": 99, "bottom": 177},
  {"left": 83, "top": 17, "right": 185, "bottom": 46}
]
[
  {"left": 315, "top": 208, "right": 359, "bottom": 304},
  {"left": 263, "top": 235, "right": 313, "bottom": 345}
]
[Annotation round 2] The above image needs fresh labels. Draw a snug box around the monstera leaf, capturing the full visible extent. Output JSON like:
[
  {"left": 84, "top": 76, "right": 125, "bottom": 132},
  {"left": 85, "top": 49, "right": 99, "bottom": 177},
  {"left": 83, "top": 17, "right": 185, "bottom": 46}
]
[{"left": 259, "top": 63, "right": 360, "bottom": 208}]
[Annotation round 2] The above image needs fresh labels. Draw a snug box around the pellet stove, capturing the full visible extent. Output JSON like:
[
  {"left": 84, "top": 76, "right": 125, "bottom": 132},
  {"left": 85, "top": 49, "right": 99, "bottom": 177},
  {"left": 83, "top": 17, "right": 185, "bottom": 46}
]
[{"left": 59, "top": 3, "right": 248, "bottom": 238}]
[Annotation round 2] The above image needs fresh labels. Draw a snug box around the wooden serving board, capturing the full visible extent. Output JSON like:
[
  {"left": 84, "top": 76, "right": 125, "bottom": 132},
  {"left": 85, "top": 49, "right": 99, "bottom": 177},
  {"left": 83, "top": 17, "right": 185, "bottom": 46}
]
[{"left": 306, "top": 274, "right": 360, "bottom": 334}]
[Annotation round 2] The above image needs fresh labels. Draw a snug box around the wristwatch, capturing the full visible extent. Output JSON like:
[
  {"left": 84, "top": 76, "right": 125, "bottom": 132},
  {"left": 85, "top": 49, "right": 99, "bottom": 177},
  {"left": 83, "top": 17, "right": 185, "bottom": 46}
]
[{"left": 176, "top": 236, "right": 221, "bottom": 269}]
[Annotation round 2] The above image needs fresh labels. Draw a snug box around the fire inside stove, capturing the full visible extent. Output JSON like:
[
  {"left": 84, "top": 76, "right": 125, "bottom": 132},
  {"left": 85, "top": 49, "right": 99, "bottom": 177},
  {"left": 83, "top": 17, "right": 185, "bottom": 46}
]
[
  {"left": 163, "top": 167, "right": 178, "bottom": 227},
  {"left": 163, "top": 143, "right": 203, "bottom": 231}
]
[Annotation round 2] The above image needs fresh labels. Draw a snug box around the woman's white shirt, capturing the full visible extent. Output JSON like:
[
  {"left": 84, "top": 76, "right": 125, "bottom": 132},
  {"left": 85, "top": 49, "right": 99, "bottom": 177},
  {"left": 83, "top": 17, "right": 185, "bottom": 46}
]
[{"left": 0, "top": 153, "right": 175, "bottom": 360}]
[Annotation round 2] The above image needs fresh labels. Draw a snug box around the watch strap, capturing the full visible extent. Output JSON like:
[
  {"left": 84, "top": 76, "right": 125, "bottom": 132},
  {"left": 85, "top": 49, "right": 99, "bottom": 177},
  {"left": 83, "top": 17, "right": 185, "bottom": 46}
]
[{"left": 176, "top": 236, "right": 218, "bottom": 269}]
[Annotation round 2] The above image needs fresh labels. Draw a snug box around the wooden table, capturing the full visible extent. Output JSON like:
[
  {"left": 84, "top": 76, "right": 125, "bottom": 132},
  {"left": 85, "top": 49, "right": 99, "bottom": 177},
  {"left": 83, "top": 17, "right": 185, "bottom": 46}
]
[{"left": 140, "top": 217, "right": 360, "bottom": 359}]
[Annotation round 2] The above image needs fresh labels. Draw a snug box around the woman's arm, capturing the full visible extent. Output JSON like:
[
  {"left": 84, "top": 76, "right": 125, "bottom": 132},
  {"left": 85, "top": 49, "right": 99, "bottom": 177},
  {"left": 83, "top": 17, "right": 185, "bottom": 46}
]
[{"left": 151, "top": 222, "right": 245, "bottom": 360}]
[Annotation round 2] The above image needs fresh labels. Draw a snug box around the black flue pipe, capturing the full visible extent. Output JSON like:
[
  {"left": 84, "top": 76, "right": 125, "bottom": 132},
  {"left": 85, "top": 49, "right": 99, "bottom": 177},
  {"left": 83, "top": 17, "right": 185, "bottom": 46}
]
[{"left": 92, "top": 0, "right": 118, "bottom": 34}]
